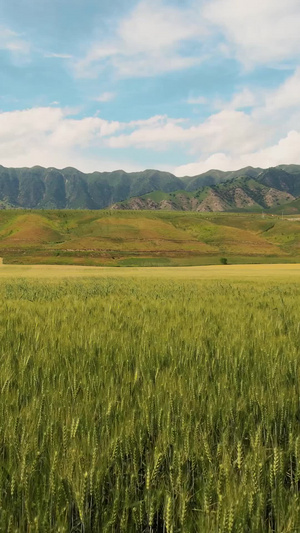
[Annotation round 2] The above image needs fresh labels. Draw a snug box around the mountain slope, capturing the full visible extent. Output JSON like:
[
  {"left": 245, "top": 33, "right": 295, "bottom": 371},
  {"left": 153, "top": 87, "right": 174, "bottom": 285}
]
[
  {"left": 257, "top": 167, "right": 300, "bottom": 196},
  {"left": 112, "top": 172, "right": 297, "bottom": 212},
  {"left": 183, "top": 166, "right": 263, "bottom": 191},
  {"left": 1, "top": 164, "right": 300, "bottom": 211},
  {"left": 0, "top": 166, "right": 184, "bottom": 209}
]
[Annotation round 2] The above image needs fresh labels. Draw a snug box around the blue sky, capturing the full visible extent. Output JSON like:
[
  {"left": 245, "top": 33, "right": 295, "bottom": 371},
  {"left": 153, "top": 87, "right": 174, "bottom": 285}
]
[{"left": 1, "top": 0, "right": 300, "bottom": 176}]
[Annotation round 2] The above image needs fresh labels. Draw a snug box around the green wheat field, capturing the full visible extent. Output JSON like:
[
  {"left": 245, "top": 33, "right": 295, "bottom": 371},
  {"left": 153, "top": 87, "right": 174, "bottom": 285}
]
[{"left": 1, "top": 265, "right": 300, "bottom": 532}]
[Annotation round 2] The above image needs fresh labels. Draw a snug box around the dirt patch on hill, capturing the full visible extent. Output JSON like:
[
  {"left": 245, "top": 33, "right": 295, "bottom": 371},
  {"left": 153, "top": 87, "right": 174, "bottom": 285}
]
[
  {"left": 264, "top": 188, "right": 295, "bottom": 207},
  {"left": 233, "top": 188, "right": 256, "bottom": 208},
  {"left": 197, "top": 191, "right": 227, "bottom": 212}
]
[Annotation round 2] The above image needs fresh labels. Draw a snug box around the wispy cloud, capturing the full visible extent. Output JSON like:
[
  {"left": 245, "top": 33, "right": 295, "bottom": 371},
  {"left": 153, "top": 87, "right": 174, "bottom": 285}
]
[
  {"left": 187, "top": 95, "right": 207, "bottom": 105},
  {"left": 73, "top": 0, "right": 300, "bottom": 82},
  {"left": 214, "top": 88, "right": 258, "bottom": 111},
  {"left": 74, "top": 0, "right": 206, "bottom": 78},
  {"left": 44, "top": 52, "right": 73, "bottom": 59},
  {"left": 94, "top": 92, "right": 116, "bottom": 102},
  {"left": 204, "top": 0, "right": 300, "bottom": 68},
  {"left": 0, "top": 26, "right": 31, "bottom": 56}
]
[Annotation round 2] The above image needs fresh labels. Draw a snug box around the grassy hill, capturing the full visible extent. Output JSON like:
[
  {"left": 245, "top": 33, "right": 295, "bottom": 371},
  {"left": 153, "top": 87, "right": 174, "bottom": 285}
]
[{"left": 1, "top": 209, "right": 300, "bottom": 266}]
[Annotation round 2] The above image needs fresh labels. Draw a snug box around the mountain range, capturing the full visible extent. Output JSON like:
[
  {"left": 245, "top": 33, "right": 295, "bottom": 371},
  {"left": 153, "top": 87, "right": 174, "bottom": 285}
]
[{"left": 1, "top": 164, "right": 300, "bottom": 212}]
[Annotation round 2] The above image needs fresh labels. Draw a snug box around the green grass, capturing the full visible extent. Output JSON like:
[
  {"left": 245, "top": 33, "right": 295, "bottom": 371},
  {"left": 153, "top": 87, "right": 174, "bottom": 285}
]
[
  {"left": 0, "top": 272, "right": 300, "bottom": 530},
  {"left": 142, "top": 190, "right": 171, "bottom": 202}
]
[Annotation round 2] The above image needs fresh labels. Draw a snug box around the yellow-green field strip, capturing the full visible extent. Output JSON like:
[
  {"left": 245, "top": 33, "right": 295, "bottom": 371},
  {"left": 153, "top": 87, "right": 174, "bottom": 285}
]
[{"left": 0, "top": 262, "right": 300, "bottom": 279}]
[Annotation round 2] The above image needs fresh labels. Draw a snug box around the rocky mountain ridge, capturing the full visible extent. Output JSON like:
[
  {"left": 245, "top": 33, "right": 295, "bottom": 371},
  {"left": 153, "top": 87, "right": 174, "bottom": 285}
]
[{"left": 0, "top": 164, "right": 300, "bottom": 212}]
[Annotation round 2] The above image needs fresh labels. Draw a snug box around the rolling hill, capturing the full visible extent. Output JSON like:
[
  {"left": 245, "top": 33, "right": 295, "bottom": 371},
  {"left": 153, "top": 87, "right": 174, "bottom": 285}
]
[
  {"left": 1, "top": 164, "right": 300, "bottom": 213},
  {"left": 0, "top": 209, "right": 300, "bottom": 267}
]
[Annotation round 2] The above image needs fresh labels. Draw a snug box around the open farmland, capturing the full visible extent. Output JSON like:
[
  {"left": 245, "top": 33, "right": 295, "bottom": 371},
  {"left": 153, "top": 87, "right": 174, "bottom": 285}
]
[
  {"left": 0, "top": 267, "right": 300, "bottom": 531},
  {"left": 0, "top": 210, "right": 300, "bottom": 266}
]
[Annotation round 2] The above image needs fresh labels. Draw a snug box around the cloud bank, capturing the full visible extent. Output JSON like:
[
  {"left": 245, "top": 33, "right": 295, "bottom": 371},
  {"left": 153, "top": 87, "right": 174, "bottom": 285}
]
[{"left": 2, "top": 65, "right": 300, "bottom": 176}]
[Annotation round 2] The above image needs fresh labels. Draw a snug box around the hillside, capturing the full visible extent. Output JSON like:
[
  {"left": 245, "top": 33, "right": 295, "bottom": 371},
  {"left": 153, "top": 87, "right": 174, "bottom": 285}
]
[
  {"left": 183, "top": 166, "right": 263, "bottom": 190},
  {"left": 1, "top": 164, "right": 300, "bottom": 212},
  {"left": 0, "top": 210, "right": 300, "bottom": 266},
  {"left": 112, "top": 168, "right": 300, "bottom": 212},
  {"left": 0, "top": 166, "right": 183, "bottom": 209}
]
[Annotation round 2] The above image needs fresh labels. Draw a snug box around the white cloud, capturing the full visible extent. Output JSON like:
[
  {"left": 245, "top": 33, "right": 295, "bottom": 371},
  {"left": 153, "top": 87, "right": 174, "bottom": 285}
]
[
  {"left": 0, "top": 27, "right": 30, "bottom": 56},
  {"left": 3, "top": 105, "right": 300, "bottom": 175},
  {"left": 172, "top": 67, "right": 300, "bottom": 175},
  {"left": 0, "top": 107, "right": 188, "bottom": 171},
  {"left": 1, "top": 104, "right": 300, "bottom": 177},
  {"left": 174, "top": 131, "right": 300, "bottom": 176},
  {"left": 215, "top": 88, "right": 258, "bottom": 111},
  {"left": 75, "top": 0, "right": 205, "bottom": 78},
  {"left": 191, "top": 109, "right": 266, "bottom": 155},
  {"left": 107, "top": 119, "right": 189, "bottom": 149},
  {"left": 212, "top": 68, "right": 300, "bottom": 129},
  {"left": 94, "top": 92, "right": 116, "bottom": 102},
  {"left": 204, "top": 0, "right": 300, "bottom": 67},
  {"left": 0, "top": 107, "right": 123, "bottom": 171},
  {"left": 106, "top": 109, "right": 266, "bottom": 156},
  {"left": 262, "top": 68, "right": 300, "bottom": 114}
]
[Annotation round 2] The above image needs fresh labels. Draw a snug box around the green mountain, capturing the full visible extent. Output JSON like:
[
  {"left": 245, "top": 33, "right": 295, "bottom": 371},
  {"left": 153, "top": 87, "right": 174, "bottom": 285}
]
[
  {"left": 1, "top": 164, "right": 300, "bottom": 212},
  {"left": 183, "top": 166, "right": 263, "bottom": 191},
  {"left": 113, "top": 167, "right": 300, "bottom": 212},
  {"left": 0, "top": 166, "right": 183, "bottom": 209}
]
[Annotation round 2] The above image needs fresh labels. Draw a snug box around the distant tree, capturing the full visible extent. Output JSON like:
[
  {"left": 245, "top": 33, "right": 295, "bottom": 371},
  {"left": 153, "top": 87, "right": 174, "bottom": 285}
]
[{"left": 220, "top": 257, "right": 228, "bottom": 265}]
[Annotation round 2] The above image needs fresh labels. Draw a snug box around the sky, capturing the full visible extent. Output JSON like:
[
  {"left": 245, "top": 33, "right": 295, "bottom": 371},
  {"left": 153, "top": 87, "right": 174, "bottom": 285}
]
[{"left": 1, "top": 0, "right": 300, "bottom": 176}]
